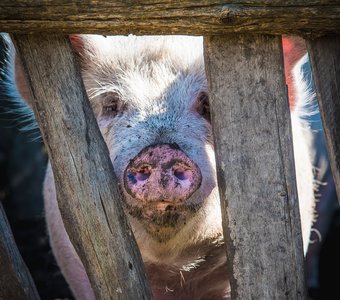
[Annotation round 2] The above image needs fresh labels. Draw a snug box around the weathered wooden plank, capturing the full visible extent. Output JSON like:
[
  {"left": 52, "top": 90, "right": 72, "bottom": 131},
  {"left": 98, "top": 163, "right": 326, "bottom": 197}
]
[
  {"left": 0, "top": 1, "right": 339, "bottom": 36},
  {"left": 11, "top": 34, "right": 152, "bottom": 300},
  {"left": 0, "top": 202, "right": 40, "bottom": 300},
  {"left": 204, "top": 34, "right": 305, "bottom": 299},
  {"left": 306, "top": 35, "right": 340, "bottom": 205}
]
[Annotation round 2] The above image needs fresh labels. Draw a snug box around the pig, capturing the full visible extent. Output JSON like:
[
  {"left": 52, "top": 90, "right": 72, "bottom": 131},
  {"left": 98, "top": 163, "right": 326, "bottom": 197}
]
[{"left": 10, "top": 34, "right": 315, "bottom": 299}]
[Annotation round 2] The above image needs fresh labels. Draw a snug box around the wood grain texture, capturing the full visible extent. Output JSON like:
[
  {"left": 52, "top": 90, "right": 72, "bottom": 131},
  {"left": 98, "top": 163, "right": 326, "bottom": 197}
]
[
  {"left": 204, "top": 34, "right": 305, "bottom": 299},
  {"left": 306, "top": 35, "right": 340, "bottom": 205},
  {"left": 0, "top": 1, "right": 339, "bottom": 36},
  {"left": 0, "top": 202, "right": 40, "bottom": 300},
  {"left": 11, "top": 34, "right": 152, "bottom": 300}
]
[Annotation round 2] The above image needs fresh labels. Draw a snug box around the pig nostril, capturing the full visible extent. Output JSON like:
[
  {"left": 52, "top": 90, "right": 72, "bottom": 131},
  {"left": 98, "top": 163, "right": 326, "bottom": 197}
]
[
  {"left": 127, "top": 173, "right": 137, "bottom": 184},
  {"left": 127, "top": 164, "right": 152, "bottom": 184},
  {"left": 173, "top": 165, "right": 191, "bottom": 181},
  {"left": 133, "top": 164, "right": 151, "bottom": 182},
  {"left": 136, "top": 172, "right": 150, "bottom": 181}
]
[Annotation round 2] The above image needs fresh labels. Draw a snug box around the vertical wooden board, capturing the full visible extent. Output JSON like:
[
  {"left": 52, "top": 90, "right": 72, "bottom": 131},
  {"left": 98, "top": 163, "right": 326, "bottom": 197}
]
[
  {"left": 306, "top": 35, "right": 340, "bottom": 205},
  {"left": 0, "top": 203, "right": 40, "bottom": 300},
  {"left": 12, "top": 34, "right": 152, "bottom": 300},
  {"left": 204, "top": 34, "right": 305, "bottom": 299}
]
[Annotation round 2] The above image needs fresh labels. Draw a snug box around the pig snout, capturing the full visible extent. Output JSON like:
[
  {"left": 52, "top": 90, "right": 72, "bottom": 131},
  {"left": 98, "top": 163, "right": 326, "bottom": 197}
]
[{"left": 124, "top": 143, "right": 202, "bottom": 206}]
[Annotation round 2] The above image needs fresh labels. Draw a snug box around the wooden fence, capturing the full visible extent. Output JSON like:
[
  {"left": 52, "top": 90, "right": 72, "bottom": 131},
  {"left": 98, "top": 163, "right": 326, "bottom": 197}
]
[{"left": 0, "top": 1, "right": 339, "bottom": 299}]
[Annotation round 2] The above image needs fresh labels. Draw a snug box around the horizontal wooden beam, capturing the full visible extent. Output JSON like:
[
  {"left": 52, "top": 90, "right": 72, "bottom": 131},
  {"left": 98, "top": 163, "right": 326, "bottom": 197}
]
[{"left": 0, "top": 1, "right": 339, "bottom": 36}]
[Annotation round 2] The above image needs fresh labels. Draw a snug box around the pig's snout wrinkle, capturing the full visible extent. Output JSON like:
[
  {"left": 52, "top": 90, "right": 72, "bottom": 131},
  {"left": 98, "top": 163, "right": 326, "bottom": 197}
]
[{"left": 124, "top": 144, "right": 202, "bottom": 204}]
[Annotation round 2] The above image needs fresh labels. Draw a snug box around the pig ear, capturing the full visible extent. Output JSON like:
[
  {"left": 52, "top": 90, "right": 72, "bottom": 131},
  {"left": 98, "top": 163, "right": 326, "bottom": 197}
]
[
  {"left": 282, "top": 35, "right": 307, "bottom": 107},
  {"left": 194, "top": 91, "right": 211, "bottom": 122},
  {"left": 69, "top": 34, "right": 85, "bottom": 57}
]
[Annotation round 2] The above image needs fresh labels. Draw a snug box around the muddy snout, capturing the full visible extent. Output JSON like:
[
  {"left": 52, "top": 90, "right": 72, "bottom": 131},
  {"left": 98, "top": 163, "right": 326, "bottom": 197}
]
[{"left": 124, "top": 144, "right": 202, "bottom": 206}]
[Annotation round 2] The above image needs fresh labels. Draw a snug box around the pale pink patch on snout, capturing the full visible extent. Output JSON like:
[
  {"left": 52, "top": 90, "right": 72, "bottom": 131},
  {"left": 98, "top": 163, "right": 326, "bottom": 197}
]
[{"left": 124, "top": 144, "right": 202, "bottom": 207}]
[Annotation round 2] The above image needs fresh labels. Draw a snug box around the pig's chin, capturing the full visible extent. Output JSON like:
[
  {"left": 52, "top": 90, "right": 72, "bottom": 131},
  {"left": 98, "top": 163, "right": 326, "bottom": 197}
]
[{"left": 125, "top": 201, "right": 198, "bottom": 243}]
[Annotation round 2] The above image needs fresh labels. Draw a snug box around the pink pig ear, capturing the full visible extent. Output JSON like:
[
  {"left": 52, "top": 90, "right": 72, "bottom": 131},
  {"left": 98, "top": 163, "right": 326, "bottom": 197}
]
[
  {"left": 69, "top": 34, "right": 85, "bottom": 57},
  {"left": 282, "top": 35, "right": 307, "bottom": 108}
]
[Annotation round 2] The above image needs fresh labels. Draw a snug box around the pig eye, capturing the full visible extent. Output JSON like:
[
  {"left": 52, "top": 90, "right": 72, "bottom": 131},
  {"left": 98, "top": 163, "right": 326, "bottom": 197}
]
[
  {"left": 195, "top": 92, "right": 210, "bottom": 122},
  {"left": 101, "top": 92, "right": 125, "bottom": 117}
]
